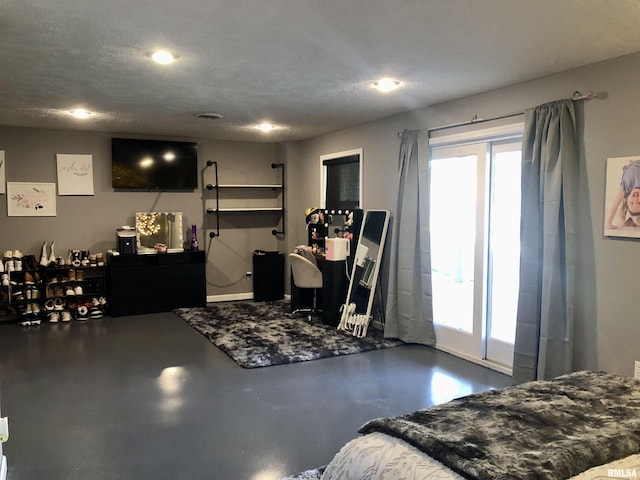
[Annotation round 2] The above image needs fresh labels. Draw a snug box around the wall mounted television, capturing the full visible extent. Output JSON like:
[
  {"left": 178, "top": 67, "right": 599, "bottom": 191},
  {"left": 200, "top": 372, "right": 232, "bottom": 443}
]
[{"left": 111, "top": 138, "right": 198, "bottom": 190}]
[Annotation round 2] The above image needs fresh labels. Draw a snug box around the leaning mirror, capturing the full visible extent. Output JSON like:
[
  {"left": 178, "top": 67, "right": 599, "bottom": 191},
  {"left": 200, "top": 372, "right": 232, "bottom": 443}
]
[
  {"left": 338, "top": 209, "right": 390, "bottom": 337},
  {"left": 135, "top": 212, "right": 184, "bottom": 252}
]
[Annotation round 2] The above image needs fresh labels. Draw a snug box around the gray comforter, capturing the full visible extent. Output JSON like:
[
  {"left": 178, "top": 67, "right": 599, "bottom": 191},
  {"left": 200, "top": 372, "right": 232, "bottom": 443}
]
[{"left": 358, "top": 371, "right": 640, "bottom": 480}]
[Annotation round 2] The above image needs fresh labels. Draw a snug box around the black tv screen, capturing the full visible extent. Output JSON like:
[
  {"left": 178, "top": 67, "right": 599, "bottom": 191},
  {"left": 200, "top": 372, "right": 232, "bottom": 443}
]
[{"left": 111, "top": 138, "right": 198, "bottom": 190}]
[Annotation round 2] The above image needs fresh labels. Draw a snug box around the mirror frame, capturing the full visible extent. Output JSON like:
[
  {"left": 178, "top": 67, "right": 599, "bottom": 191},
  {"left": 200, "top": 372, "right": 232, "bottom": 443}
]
[
  {"left": 343, "top": 209, "right": 390, "bottom": 319},
  {"left": 135, "top": 212, "right": 184, "bottom": 252}
]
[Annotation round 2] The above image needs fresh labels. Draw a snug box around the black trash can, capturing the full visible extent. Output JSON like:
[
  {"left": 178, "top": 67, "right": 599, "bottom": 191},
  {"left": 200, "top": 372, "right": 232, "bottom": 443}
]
[{"left": 252, "top": 250, "right": 284, "bottom": 301}]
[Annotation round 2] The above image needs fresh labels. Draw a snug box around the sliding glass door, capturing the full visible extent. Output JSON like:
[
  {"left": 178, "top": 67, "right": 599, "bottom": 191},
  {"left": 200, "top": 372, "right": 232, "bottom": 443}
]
[{"left": 429, "top": 133, "right": 522, "bottom": 370}]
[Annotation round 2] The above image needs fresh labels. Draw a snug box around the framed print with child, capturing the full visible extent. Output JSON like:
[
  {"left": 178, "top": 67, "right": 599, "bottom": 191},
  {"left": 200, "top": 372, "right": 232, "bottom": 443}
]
[{"left": 604, "top": 156, "right": 640, "bottom": 238}]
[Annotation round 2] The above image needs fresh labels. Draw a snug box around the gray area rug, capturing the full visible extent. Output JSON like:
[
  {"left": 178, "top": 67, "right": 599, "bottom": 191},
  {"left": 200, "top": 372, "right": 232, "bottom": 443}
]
[{"left": 174, "top": 300, "right": 402, "bottom": 368}]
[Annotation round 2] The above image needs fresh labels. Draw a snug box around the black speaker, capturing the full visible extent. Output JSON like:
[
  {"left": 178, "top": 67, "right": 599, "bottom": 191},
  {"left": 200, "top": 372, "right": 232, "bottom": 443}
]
[{"left": 252, "top": 250, "right": 284, "bottom": 301}]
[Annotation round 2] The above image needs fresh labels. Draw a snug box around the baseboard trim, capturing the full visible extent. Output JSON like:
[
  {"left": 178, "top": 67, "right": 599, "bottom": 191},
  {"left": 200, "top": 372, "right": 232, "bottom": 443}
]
[
  {"left": 435, "top": 345, "right": 513, "bottom": 377},
  {"left": 1, "top": 455, "right": 7, "bottom": 480},
  {"left": 206, "top": 293, "right": 291, "bottom": 303},
  {"left": 207, "top": 293, "right": 254, "bottom": 303}
]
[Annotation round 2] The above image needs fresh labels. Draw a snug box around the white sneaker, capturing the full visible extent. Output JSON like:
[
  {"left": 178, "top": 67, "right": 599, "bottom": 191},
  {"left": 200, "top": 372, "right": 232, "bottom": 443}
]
[
  {"left": 1, "top": 274, "right": 8, "bottom": 286},
  {"left": 48, "top": 311, "right": 60, "bottom": 323},
  {"left": 14, "top": 260, "right": 22, "bottom": 271},
  {"left": 74, "top": 285, "right": 83, "bottom": 295},
  {"left": 61, "top": 310, "right": 72, "bottom": 322}
]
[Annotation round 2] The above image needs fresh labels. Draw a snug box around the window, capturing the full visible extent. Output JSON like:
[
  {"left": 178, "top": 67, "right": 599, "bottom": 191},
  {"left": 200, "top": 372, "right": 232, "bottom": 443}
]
[
  {"left": 428, "top": 124, "right": 522, "bottom": 373},
  {"left": 320, "top": 149, "right": 362, "bottom": 210}
]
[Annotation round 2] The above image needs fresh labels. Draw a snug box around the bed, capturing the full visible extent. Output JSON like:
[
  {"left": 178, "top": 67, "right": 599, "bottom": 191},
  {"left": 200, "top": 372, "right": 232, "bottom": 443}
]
[{"left": 321, "top": 371, "right": 640, "bottom": 480}]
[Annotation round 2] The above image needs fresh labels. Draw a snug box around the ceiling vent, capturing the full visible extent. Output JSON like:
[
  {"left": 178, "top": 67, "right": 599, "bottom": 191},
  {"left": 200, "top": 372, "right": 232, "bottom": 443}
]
[{"left": 196, "top": 112, "right": 224, "bottom": 120}]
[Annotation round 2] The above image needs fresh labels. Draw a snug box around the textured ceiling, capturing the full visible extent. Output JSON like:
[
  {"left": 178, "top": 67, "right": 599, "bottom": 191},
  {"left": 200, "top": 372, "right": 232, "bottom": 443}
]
[{"left": 1, "top": 0, "right": 640, "bottom": 142}]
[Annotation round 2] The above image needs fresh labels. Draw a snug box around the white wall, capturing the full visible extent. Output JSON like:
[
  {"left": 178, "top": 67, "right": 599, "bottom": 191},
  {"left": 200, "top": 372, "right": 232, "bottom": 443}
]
[{"left": 286, "top": 52, "right": 640, "bottom": 377}]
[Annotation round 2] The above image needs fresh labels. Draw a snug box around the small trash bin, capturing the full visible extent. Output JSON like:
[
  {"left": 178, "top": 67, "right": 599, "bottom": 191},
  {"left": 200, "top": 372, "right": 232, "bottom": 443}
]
[{"left": 252, "top": 250, "right": 284, "bottom": 301}]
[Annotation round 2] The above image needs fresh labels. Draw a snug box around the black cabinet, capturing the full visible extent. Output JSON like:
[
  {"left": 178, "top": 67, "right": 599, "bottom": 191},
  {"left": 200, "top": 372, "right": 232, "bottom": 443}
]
[{"left": 107, "top": 251, "right": 206, "bottom": 316}]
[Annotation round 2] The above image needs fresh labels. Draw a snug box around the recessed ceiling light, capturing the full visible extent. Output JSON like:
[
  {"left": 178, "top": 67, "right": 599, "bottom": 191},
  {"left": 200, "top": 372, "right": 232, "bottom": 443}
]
[
  {"left": 69, "top": 108, "right": 92, "bottom": 119},
  {"left": 256, "top": 123, "right": 276, "bottom": 132},
  {"left": 373, "top": 77, "right": 402, "bottom": 93},
  {"left": 151, "top": 50, "right": 176, "bottom": 65}
]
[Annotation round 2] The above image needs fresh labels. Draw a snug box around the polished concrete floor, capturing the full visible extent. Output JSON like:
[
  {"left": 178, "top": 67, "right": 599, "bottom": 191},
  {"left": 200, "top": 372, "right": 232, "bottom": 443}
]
[{"left": 0, "top": 311, "right": 511, "bottom": 480}]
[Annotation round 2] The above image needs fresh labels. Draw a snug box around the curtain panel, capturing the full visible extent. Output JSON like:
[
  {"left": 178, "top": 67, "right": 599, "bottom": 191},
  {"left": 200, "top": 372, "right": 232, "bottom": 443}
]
[
  {"left": 384, "top": 130, "right": 436, "bottom": 345},
  {"left": 512, "top": 99, "right": 579, "bottom": 384}
]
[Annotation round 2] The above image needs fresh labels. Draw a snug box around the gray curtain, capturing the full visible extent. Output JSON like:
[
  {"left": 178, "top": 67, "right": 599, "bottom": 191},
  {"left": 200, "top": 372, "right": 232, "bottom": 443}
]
[
  {"left": 512, "top": 99, "right": 579, "bottom": 384},
  {"left": 384, "top": 130, "right": 436, "bottom": 345}
]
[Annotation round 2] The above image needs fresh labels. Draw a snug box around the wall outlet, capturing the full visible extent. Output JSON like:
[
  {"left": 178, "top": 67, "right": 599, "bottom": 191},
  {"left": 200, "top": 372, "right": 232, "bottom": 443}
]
[
  {"left": 0, "top": 417, "right": 8, "bottom": 443},
  {"left": 635, "top": 361, "right": 640, "bottom": 379}
]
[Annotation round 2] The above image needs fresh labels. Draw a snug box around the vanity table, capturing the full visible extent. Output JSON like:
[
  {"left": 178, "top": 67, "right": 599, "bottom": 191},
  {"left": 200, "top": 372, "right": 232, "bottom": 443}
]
[{"left": 290, "top": 254, "right": 349, "bottom": 327}]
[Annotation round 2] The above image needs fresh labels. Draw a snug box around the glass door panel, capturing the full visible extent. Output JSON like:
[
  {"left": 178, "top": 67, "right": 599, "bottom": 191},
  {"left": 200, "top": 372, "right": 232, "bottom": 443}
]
[
  {"left": 430, "top": 143, "right": 486, "bottom": 359},
  {"left": 485, "top": 142, "right": 521, "bottom": 366}
]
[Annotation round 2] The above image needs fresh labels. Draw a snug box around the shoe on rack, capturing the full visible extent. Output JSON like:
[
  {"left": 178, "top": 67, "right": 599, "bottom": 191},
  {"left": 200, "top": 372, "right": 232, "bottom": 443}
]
[
  {"left": 61, "top": 310, "right": 72, "bottom": 322},
  {"left": 40, "top": 241, "right": 49, "bottom": 267},
  {"left": 14, "top": 260, "right": 22, "bottom": 271},
  {"left": 68, "top": 269, "right": 76, "bottom": 281},
  {"left": 76, "top": 269, "right": 84, "bottom": 282},
  {"left": 76, "top": 305, "right": 89, "bottom": 321},
  {"left": 66, "top": 297, "right": 77, "bottom": 310},
  {"left": 1, "top": 274, "right": 8, "bottom": 286},
  {"left": 48, "top": 311, "right": 60, "bottom": 323},
  {"left": 19, "top": 315, "right": 31, "bottom": 327},
  {"left": 96, "top": 253, "right": 104, "bottom": 266},
  {"left": 74, "top": 285, "right": 83, "bottom": 295},
  {"left": 65, "top": 286, "right": 75, "bottom": 296},
  {"left": 54, "top": 297, "right": 64, "bottom": 311},
  {"left": 89, "top": 306, "right": 103, "bottom": 319},
  {"left": 48, "top": 241, "right": 56, "bottom": 266},
  {"left": 0, "top": 260, "right": 3, "bottom": 273},
  {"left": 12, "top": 250, "right": 22, "bottom": 259},
  {"left": 44, "top": 299, "right": 55, "bottom": 311},
  {"left": 24, "top": 271, "right": 35, "bottom": 284},
  {"left": 3, "top": 250, "right": 12, "bottom": 260}
]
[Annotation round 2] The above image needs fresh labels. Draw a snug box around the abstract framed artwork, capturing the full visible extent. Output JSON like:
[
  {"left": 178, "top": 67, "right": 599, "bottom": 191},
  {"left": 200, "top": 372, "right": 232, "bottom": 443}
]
[
  {"left": 604, "top": 155, "right": 640, "bottom": 238},
  {"left": 7, "top": 182, "right": 57, "bottom": 216}
]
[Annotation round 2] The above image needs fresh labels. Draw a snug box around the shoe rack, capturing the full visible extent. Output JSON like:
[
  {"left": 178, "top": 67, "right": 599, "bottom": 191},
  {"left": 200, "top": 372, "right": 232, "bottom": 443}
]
[
  {"left": 2, "top": 248, "right": 109, "bottom": 326},
  {"left": 40, "top": 266, "right": 108, "bottom": 323}
]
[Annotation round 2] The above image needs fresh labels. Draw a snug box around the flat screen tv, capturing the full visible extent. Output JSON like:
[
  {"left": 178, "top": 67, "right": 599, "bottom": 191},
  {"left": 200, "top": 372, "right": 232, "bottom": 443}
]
[{"left": 111, "top": 138, "right": 198, "bottom": 190}]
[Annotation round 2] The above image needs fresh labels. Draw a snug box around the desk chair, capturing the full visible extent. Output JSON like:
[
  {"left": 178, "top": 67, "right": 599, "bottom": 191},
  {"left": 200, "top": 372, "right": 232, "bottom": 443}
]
[{"left": 289, "top": 253, "right": 323, "bottom": 321}]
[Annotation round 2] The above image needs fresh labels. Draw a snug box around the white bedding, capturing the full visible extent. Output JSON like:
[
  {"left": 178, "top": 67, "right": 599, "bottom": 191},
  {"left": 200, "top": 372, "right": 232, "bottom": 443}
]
[{"left": 322, "top": 432, "right": 640, "bottom": 480}]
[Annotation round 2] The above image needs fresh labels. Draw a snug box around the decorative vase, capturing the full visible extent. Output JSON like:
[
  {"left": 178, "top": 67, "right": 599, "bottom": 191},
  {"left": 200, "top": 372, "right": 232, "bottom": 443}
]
[{"left": 191, "top": 225, "right": 199, "bottom": 251}]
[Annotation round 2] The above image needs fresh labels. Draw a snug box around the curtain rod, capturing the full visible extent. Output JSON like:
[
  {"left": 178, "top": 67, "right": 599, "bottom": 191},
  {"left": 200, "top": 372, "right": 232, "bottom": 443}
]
[{"left": 397, "top": 90, "right": 595, "bottom": 137}]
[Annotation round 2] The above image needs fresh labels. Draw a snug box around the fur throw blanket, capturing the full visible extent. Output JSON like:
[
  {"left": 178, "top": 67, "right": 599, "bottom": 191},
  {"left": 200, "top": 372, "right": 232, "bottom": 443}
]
[{"left": 359, "top": 371, "right": 640, "bottom": 480}]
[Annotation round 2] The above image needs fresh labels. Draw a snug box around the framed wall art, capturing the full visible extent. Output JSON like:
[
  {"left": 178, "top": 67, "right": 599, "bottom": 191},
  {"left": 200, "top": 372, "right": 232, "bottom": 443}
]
[
  {"left": 604, "top": 155, "right": 640, "bottom": 238},
  {"left": 56, "top": 153, "right": 94, "bottom": 195},
  {"left": 0, "top": 150, "right": 5, "bottom": 194},
  {"left": 7, "top": 182, "right": 57, "bottom": 216}
]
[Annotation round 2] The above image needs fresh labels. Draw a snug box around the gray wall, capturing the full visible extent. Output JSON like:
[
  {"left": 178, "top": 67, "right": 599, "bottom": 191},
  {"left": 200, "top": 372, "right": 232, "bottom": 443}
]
[
  {"left": 2, "top": 52, "right": 639, "bottom": 376},
  {"left": 0, "top": 128, "right": 283, "bottom": 299},
  {"left": 285, "top": 52, "right": 640, "bottom": 377}
]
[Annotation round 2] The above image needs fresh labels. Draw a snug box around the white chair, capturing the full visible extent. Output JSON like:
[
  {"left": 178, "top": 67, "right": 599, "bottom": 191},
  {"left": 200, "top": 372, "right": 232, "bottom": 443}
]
[{"left": 289, "top": 253, "right": 323, "bottom": 321}]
